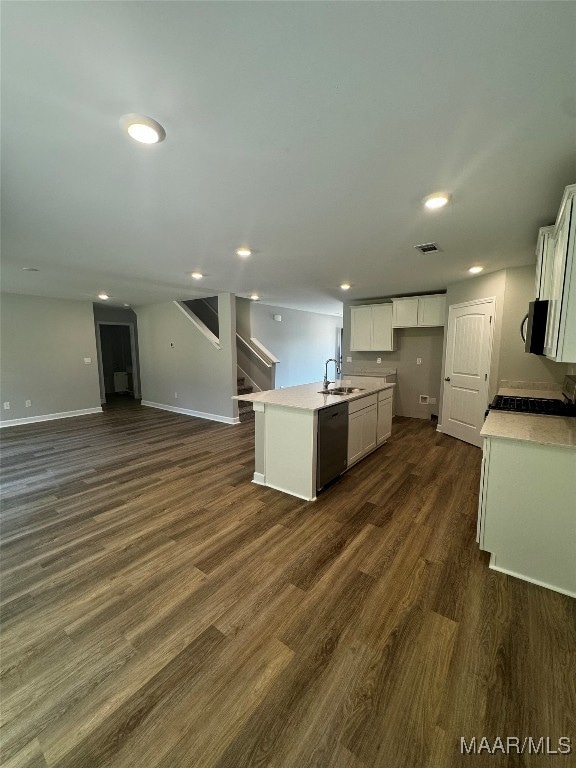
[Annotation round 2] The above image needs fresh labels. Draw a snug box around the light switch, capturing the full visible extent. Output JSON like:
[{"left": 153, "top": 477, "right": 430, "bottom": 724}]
[
  {"left": 416, "top": 358, "right": 422, "bottom": 365},
  {"left": 25, "top": 400, "right": 32, "bottom": 407},
  {"left": 376, "top": 358, "right": 382, "bottom": 364},
  {"left": 3, "top": 402, "right": 10, "bottom": 410},
  {"left": 346, "top": 356, "right": 352, "bottom": 363},
  {"left": 84, "top": 357, "right": 92, "bottom": 364}
]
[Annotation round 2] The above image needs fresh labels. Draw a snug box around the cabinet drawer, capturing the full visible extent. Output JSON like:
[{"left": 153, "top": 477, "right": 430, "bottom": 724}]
[
  {"left": 378, "top": 388, "right": 393, "bottom": 403},
  {"left": 348, "top": 393, "right": 378, "bottom": 414}
]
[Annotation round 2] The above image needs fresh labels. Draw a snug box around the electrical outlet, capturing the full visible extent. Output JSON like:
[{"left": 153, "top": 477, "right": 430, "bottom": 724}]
[
  {"left": 346, "top": 356, "right": 352, "bottom": 363},
  {"left": 83, "top": 357, "right": 92, "bottom": 364},
  {"left": 429, "top": 397, "right": 436, "bottom": 405},
  {"left": 25, "top": 400, "right": 32, "bottom": 408},
  {"left": 3, "top": 402, "right": 10, "bottom": 410},
  {"left": 376, "top": 357, "right": 382, "bottom": 364},
  {"left": 416, "top": 358, "right": 422, "bottom": 365}
]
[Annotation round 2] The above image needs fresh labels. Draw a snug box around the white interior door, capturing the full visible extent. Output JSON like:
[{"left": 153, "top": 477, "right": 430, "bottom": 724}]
[{"left": 441, "top": 298, "right": 495, "bottom": 447}]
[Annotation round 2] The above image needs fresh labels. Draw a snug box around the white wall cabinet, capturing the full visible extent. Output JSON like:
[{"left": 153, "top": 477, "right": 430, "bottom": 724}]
[
  {"left": 541, "top": 185, "right": 576, "bottom": 362},
  {"left": 534, "top": 225, "right": 555, "bottom": 300},
  {"left": 376, "top": 388, "right": 393, "bottom": 445},
  {"left": 350, "top": 304, "right": 394, "bottom": 352},
  {"left": 477, "top": 436, "right": 576, "bottom": 597},
  {"left": 348, "top": 393, "right": 378, "bottom": 466},
  {"left": 392, "top": 294, "right": 446, "bottom": 328}
]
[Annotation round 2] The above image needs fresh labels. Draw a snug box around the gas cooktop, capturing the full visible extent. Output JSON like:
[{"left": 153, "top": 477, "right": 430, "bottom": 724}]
[{"left": 489, "top": 395, "right": 576, "bottom": 417}]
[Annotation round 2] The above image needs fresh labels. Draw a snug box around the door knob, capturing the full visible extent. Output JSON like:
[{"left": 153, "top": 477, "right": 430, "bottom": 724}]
[{"left": 444, "top": 377, "right": 451, "bottom": 381}]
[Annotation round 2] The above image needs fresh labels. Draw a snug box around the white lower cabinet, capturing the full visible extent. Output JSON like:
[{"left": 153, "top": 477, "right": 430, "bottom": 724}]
[
  {"left": 477, "top": 436, "right": 576, "bottom": 597},
  {"left": 377, "top": 389, "right": 393, "bottom": 445},
  {"left": 347, "top": 393, "right": 378, "bottom": 467}
]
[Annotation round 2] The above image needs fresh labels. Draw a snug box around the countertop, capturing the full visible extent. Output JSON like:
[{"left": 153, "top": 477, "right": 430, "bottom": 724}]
[
  {"left": 481, "top": 388, "right": 576, "bottom": 449},
  {"left": 233, "top": 377, "right": 395, "bottom": 412}
]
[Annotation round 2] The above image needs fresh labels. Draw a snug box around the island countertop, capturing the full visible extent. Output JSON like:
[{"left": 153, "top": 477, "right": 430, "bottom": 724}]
[{"left": 232, "top": 377, "right": 395, "bottom": 412}]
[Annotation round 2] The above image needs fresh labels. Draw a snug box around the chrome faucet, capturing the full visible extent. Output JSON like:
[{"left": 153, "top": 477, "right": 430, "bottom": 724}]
[{"left": 323, "top": 358, "right": 341, "bottom": 390}]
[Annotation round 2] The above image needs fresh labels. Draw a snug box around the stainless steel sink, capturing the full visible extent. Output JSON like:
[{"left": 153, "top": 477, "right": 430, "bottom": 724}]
[{"left": 318, "top": 387, "right": 365, "bottom": 395}]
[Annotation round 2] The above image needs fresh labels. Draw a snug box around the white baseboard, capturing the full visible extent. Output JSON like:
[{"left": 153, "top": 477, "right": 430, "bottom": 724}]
[
  {"left": 0, "top": 407, "right": 103, "bottom": 428},
  {"left": 252, "top": 472, "right": 266, "bottom": 485},
  {"left": 141, "top": 401, "right": 240, "bottom": 425},
  {"left": 489, "top": 555, "right": 575, "bottom": 599},
  {"left": 436, "top": 423, "right": 443, "bottom": 433}
]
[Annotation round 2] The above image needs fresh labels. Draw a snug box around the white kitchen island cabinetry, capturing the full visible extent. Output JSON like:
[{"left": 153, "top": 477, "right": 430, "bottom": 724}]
[
  {"left": 377, "top": 387, "right": 393, "bottom": 445},
  {"left": 233, "top": 378, "right": 395, "bottom": 501},
  {"left": 347, "top": 393, "right": 378, "bottom": 467},
  {"left": 478, "top": 409, "right": 576, "bottom": 597}
]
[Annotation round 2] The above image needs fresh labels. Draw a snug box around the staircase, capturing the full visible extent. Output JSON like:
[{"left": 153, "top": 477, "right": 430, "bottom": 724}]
[{"left": 237, "top": 376, "right": 254, "bottom": 421}]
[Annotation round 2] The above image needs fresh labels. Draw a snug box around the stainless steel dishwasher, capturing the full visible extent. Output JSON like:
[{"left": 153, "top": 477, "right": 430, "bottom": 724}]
[{"left": 316, "top": 402, "right": 349, "bottom": 492}]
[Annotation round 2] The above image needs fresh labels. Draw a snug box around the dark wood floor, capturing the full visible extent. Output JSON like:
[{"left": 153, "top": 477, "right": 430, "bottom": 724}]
[{"left": 1, "top": 405, "right": 574, "bottom": 768}]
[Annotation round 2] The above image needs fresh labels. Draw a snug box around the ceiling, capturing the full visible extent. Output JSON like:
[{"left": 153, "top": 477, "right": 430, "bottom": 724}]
[{"left": 2, "top": 2, "right": 575, "bottom": 316}]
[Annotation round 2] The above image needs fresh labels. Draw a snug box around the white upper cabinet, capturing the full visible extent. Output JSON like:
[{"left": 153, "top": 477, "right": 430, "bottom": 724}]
[
  {"left": 350, "top": 304, "right": 395, "bottom": 351},
  {"left": 542, "top": 185, "right": 576, "bottom": 362},
  {"left": 535, "top": 225, "right": 555, "bottom": 300},
  {"left": 392, "top": 298, "right": 419, "bottom": 327},
  {"left": 417, "top": 294, "right": 446, "bottom": 326},
  {"left": 392, "top": 294, "right": 446, "bottom": 328}
]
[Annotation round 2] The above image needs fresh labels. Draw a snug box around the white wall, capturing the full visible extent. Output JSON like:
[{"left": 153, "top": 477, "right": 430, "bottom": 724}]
[
  {"left": 135, "top": 294, "right": 238, "bottom": 423},
  {"left": 0, "top": 293, "right": 102, "bottom": 424},
  {"left": 250, "top": 302, "right": 342, "bottom": 388}
]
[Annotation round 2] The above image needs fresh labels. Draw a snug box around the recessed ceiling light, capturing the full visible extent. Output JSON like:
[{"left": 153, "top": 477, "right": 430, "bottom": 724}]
[
  {"left": 22, "top": 267, "right": 39, "bottom": 272},
  {"left": 250, "top": 293, "right": 260, "bottom": 301},
  {"left": 236, "top": 248, "right": 252, "bottom": 258},
  {"left": 469, "top": 266, "right": 484, "bottom": 274},
  {"left": 123, "top": 303, "right": 131, "bottom": 307},
  {"left": 340, "top": 283, "right": 351, "bottom": 291},
  {"left": 98, "top": 293, "right": 110, "bottom": 300},
  {"left": 423, "top": 192, "right": 451, "bottom": 210},
  {"left": 191, "top": 272, "right": 203, "bottom": 280},
  {"left": 119, "top": 114, "right": 166, "bottom": 144}
]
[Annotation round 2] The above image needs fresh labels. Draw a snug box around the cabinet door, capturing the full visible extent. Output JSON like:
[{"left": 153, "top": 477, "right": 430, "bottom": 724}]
[
  {"left": 377, "top": 396, "right": 393, "bottom": 445},
  {"left": 371, "top": 304, "right": 395, "bottom": 350},
  {"left": 535, "top": 227, "right": 555, "bottom": 299},
  {"left": 417, "top": 295, "right": 446, "bottom": 327},
  {"left": 347, "top": 410, "right": 364, "bottom": 466},
  {"left": 544, "top": 200, "right": 571, "bottom": 359},
  {"left": 360, "top": 404, "right": 378, "bottom": 454},
  {"left": 350, "top": 306, "right": 373, "bottom": 351},
  {"left": 392, "top": 298, "right": 419, "bottom": 327}
]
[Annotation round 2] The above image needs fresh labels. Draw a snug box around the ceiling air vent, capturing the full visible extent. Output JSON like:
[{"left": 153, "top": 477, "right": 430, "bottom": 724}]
[{"left": 414, "top": 242, "right": 442, "bottom": 254}]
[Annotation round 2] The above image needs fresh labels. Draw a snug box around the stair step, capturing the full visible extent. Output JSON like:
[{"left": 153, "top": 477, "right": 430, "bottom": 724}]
[
  {"left": 237, "top": 377, "right": 245, "bottom": 387},
  {"left": 237, "top": 386, "right": 253, "bottom": 396}
]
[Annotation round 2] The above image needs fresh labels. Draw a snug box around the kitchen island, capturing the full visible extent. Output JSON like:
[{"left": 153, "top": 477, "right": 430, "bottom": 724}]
[
  {"left": 234, "top": 377, "right": 395, "bottom": 501},
  {"left": 478, "top": 387, "right": 576, "bottom": 597}
]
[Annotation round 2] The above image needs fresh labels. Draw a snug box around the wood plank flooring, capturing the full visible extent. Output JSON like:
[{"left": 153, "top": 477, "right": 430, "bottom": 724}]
[{"left": 1, "top": 404, "right": 574, "bottom": 767}]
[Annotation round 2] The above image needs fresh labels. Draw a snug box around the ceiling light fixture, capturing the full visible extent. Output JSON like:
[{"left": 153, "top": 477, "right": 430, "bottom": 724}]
[
  {"left": 423, "top": 192, "right": 451, "bottom": 210},
  {"left": 98, "top": 293, "right": 110, "bottom": 300},
  {"left": 236, "top": 247, "right": 252, "bottom": 258},
  {"left": 469, "top": 266, "right": 484, "bottom": 274},
  {"left": 340, "top": 283, "right": 351, "bottom": 291},
  {"left": 250, "top": 293, "right": 260, "bottom": 301},
  {"left": 120, "top": 114, "right": 166, "bottom": 144},
  {"left": 191, "top": 272, "right": 203, "bottom": 280}
]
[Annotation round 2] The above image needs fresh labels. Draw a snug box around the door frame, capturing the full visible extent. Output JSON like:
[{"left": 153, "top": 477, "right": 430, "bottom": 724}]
[
  {"left": 438, "top": 296, "right": 496, "bottom": 442},
  {"left": 95, "top": 321, "right": 140, "bottom": 403}
]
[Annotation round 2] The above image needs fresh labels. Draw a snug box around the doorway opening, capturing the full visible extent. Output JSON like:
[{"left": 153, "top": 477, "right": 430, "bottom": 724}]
[{"left": 95, "top": 322, "right": 141, "bottom": 407}]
